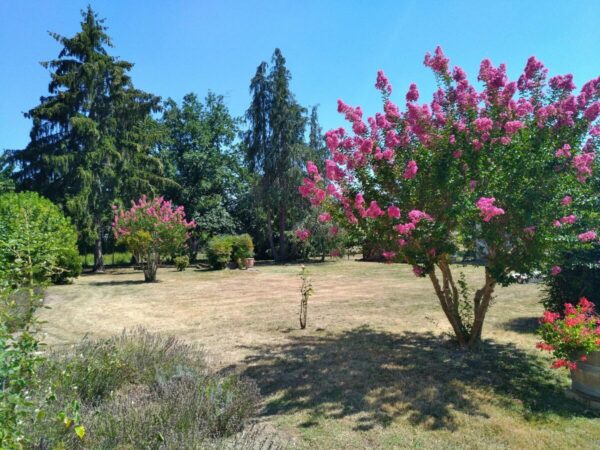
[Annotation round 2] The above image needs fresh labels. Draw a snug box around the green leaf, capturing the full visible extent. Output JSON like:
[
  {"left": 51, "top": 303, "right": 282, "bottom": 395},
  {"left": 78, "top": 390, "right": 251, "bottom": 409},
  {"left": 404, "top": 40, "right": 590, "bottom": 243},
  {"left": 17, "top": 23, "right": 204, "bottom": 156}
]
[{"left": 74, "top": 425, "right": 86, "bottom": 439}]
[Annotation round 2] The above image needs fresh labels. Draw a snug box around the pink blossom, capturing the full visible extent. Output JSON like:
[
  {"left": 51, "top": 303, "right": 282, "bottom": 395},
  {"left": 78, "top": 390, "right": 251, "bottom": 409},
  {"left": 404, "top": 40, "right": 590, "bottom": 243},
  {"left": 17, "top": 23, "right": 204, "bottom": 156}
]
[
  {"left": 295, "top": 229, "right": 311, "bottom": 241},
  {"left": 375, "top": 70, "right": 392, "bottom": 94},
  {"left": 423, "top": 46, "right": 450, "bottom": 75},
  {"left": 561, "top": 195, "right": 573, "bottom": 206},
  {"left": 584, "top": 102, "right": 600, "bottom": 121},
  {"left": 453, "top": 150, "right": 463, "bottom": 159},
  {"left": 329, "top": 226, "right": 339, "bottom": 236},
  {"left": 382, "top": 251, "right": 396, "bottom": 261},
  {"left": 549, "top": 74, "right": 576, "bottom": 92},
  {"left": 403, "top": 160, "right": 418, "bottom": 179},
  {"left": 518, "top": 56, "right": 547, "bottom": 91},
  {"left": 555, "top": 144, "right": 571, "bottom": 158},
  {"left": 578, "top": 230, "right": 597, "bottom": 242},
  {"left": 560, "top": 214, "right": 577, "bottom": 225},
  {"left": 406, "top": 83, "right": 419, "bottom": 102},
  {"left": 476, "top": 197, "right": 505, "bottom": 222},
  {"left": 387, "top": 205, "right": 401, "bottom": 219},
  {"left": 504, "top": 120, "right": 524, "bottom": 135},
  {"left": 524, "top": 226, "right": 536, "bottom": 235},
  {"left": 551, "top": 266, "right": 562, "bottom": 277},
  {"left": 408, "top": 210, "right": 432, "bottom": 223},
  {"left": 318, "top": 212, "right": 332, "bottom": 223},
  {"left": 573, "top": 152, "right": 595, "bottom": 183},
  {"left": 394, "top": 222, "right": 416, "bottom": 235},
  {"left": 412, "top": 265, "right": 425, "bottom": 277},
  {"left": 365, "top": 201, "right": 384, "bottom": 218},
  {"left": 307, "top": 161, "right": 319, "bottom": 176},
  {"left": 474, "top": 117, "right": 493, "bottom": 133}
]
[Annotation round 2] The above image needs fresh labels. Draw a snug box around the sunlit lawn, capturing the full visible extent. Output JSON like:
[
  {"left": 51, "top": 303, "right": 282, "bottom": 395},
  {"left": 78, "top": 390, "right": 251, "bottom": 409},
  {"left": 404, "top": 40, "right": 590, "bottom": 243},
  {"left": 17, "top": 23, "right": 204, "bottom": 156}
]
[{"left": 39, "top": 260, "right": 600, "bottom": 449}]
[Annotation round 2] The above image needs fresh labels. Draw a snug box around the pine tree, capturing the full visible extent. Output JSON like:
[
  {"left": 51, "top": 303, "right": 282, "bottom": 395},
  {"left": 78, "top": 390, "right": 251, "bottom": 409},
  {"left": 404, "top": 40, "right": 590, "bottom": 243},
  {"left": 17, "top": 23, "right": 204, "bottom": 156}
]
[
  {"left": 245, "top": 49, "right": 308, "bottom": 261},
  {"left": 308, "top": 105, "right": 327, "bottom": 167},
  {"left": 8, "top": 6, "right": 162, "bottom": 271}
]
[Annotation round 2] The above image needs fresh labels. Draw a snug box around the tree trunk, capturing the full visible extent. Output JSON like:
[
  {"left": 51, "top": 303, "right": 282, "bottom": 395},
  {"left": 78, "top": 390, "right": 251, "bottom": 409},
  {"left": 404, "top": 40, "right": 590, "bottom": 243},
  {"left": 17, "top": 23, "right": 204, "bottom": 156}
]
[
  {"left": 93, "top": 231, "right": 105, "bottom": 273},
  {"left": 467, "top": 268, "right": 496, "bottom": 346},
  {"left": 266, "top": 210, "right": 278, "bottom": 261},
  {"left": 299, "top": 295, "right": 307, "bottom": 329},
  {"left": 277, "top": 208, "right": 287, "bottom": 262},
  {"left": 428, "top": 257, "right": 497, "bottom": 348},
  {"left": 189, "top": 236, "right": 199, "bottom": 263},
  {"left": 143, "top": 253, "right": 159, "bottom": 282}
]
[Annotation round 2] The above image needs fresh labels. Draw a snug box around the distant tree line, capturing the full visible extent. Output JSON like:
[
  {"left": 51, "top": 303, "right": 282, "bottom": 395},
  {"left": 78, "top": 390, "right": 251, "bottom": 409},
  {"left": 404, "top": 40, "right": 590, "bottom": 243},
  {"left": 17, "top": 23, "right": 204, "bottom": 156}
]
[{"left": 2, "top": 6, "right": 328, "bottom": 270}]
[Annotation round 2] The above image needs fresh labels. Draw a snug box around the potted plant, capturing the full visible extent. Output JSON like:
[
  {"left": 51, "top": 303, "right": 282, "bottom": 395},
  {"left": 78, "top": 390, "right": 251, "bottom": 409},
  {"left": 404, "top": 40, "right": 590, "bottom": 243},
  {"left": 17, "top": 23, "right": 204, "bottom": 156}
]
[{"left": 537, "top": 297, "right": 600, "bottom": 404}]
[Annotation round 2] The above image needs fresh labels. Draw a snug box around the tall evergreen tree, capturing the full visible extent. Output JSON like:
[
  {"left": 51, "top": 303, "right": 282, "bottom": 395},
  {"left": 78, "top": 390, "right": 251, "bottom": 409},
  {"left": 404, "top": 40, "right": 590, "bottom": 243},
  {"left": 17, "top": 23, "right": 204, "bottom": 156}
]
[
  {"left": 308, "top": 105, "right": 327, "bottom": 167},
  {"left": 245, "top": 49, "right": 308, "bottom": 261},
  {"left": 7, "top": 6, "right": 162, "bottom": 271}
]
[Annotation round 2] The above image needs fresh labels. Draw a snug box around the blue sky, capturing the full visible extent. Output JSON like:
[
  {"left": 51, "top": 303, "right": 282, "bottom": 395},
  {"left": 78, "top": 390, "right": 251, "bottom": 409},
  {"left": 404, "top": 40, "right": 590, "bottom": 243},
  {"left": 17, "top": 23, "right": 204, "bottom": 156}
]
[{"left": 1, "top": 0, "right": 599, "bottom": 152}]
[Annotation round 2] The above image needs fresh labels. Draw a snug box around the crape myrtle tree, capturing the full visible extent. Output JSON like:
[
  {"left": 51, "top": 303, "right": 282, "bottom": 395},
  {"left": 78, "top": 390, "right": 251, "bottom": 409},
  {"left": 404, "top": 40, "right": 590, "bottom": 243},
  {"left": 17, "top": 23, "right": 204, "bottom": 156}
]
[
  {"left": 8, "top": 6, "right": 164, "bottom": 272},
  {"left": 300, "top": 46, "right": 600, "bottom": 347},
  {"left": 113, "top": 196, "right": 195, "bottom": 282},
  {"left": 245, "top": 49, "right": 309, "bottom": 261}
]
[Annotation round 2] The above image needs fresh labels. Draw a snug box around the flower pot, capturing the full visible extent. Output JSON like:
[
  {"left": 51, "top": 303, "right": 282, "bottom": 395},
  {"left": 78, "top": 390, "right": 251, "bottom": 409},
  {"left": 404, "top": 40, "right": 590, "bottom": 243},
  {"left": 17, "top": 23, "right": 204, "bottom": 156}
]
[
  {"left": 570, "top": 351, "right": 600, "bottom": 408},
  {"left": 243, "top": 257, "right": 255, "bottom": 269}
]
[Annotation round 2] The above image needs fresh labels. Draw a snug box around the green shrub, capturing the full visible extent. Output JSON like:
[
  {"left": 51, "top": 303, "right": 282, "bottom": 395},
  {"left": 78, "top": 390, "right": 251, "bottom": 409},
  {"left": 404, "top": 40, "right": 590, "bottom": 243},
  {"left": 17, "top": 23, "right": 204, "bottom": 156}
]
[
  {"left": 32, "top": 329, "right": 260, "bottom": 448},
  {"left": 0, "top": 191, "right": 81, "bottom": 286},
  {"left": 207, "top": 234, "right": 254, "bottom": 270},
  {"left": 206, "top": 235, "right": 234, "bottom": 269},
  {"left": 543, "top": 248, "right": 600, "bottom": 312},
  {"left": 231, "top": 234, "right": 254, "bottom": 266},
  {"left": 175, "top": 255, "right": 190, "bottom": 271}
]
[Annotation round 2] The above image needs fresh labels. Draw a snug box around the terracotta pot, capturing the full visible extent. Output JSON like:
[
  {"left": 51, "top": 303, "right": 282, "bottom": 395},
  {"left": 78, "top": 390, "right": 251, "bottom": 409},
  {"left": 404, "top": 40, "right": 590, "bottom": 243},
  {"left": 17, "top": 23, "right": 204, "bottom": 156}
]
[
  {"left": 570, "top": 351, "right": 600, "bottom": 408},
  {"left": 243, "top": 257, "right": 255, "bottom": 269}
]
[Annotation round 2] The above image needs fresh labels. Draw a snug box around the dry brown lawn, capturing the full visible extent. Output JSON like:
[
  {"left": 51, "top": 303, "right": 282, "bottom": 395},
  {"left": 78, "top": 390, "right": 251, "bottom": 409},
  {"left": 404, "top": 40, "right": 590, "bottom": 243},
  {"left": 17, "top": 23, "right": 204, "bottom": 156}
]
[{"left": 39, "top": 260, "right": 600, "bottom": 449}]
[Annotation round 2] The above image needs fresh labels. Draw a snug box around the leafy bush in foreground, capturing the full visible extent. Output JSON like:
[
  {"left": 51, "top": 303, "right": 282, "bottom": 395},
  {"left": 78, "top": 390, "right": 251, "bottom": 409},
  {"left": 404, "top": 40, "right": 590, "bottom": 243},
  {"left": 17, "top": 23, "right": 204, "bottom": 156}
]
[
  {"left": 32, "top": 328, "right": 260, "bottom": 448},
  {"left": 0, "top": 191, "right": 81, "bottom": 287}
]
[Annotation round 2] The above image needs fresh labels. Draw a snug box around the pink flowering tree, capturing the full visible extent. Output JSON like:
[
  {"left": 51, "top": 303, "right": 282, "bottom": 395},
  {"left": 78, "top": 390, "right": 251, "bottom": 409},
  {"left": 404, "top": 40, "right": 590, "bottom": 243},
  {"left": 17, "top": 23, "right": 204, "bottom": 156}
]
[
  {"left": 300, "top": 47, "right": 599, "bottom": 347},
  {"left": 113, "top": 196, "right": 195, "bottom": 282}
]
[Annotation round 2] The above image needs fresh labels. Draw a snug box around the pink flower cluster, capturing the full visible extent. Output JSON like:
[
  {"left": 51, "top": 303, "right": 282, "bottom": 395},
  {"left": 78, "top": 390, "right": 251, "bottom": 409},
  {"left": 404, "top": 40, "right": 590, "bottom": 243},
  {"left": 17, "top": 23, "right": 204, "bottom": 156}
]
[
  {"left": 112, "top": 195, "right": 195, "bottom": 239},
  {"left": 578, "top": 230, "right": 597, "bottom": 242},
  {"left": 476, "top": 197, "right": 505, "bottom": 222},
  {"left": 573, "top": 152, "right": 595, "bottom": 183},
  {"left": 295, "top": 229, "right": 310, "bottom": 241},
  {"left": 375, "top": 70, "right": 392, "bottom": 95}
]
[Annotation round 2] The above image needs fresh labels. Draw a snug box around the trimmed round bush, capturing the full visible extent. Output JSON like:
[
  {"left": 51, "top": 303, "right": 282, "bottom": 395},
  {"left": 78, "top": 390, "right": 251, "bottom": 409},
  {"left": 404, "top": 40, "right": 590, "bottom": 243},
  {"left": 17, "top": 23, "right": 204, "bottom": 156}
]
[
  {"left": 0, "top": 191, "right": 81, "bottom": 286},
  {"left": 231, "top": 234, "right": 254, "bottom": 266},
  {"left": 206, "top": 235, "right": 234, "bottom": 269},
  {"left": 175, "top": 255, "right": 190, "bottom": 271}
]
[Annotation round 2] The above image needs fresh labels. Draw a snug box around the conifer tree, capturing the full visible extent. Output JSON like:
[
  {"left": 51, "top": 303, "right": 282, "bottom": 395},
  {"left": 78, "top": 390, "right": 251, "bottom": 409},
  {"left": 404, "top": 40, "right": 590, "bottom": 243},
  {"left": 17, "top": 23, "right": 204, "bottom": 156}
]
[
  {"left": 8, "top": 6, "right": 162, "bottom": 271},
  {"left": 245, "top": 49, "right": 308, "bottom": 261}
]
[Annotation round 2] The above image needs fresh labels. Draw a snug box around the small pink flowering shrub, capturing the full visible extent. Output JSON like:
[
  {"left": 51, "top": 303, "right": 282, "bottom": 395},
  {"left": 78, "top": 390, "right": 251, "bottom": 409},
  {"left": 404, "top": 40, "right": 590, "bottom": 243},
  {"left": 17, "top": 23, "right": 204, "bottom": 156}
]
[
  {"left": 113, "top": 196, "right": 195, "bottom": 281},
  {"left": 300, "top": 46, "right": 599, "bottom": 346},
  {"left": 537, "top": 298, "right": 600, "bottom": 370}
]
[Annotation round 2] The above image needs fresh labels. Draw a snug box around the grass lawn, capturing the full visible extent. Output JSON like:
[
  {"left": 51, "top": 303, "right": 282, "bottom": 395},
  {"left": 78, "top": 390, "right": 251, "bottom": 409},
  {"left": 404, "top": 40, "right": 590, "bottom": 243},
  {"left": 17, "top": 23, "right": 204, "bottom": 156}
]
[{"left": 39, "top": 260, "right": 600, "bottom": 449}]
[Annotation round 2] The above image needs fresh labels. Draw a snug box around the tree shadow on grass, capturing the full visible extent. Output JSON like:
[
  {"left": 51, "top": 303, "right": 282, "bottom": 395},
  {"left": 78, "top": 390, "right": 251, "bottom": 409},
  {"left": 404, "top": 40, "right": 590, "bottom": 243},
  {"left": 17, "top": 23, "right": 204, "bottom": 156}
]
[
  {"left": 503, "top": 317, "right": 540, "bottom": 334},
  {"left": 234, "top": 327, "right": 597, "bottom": 432},
  {"left": 88, "top": 279, "right": 148, "bottom": 286}
]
